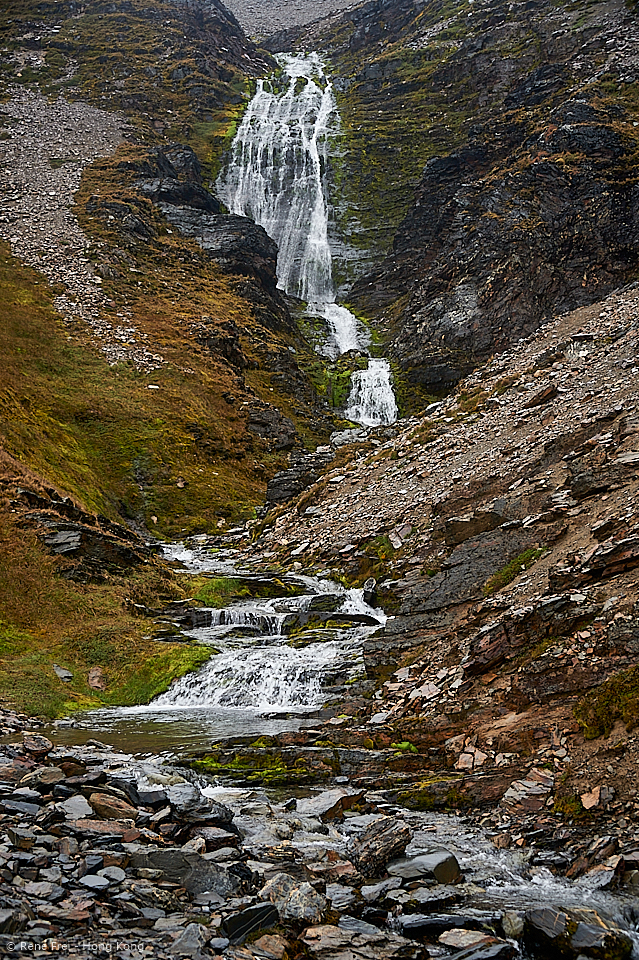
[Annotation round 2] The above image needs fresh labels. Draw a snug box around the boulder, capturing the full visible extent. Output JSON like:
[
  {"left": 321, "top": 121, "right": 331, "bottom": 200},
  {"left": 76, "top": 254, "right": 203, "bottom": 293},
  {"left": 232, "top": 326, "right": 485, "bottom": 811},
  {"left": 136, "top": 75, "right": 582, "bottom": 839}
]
[
  {"left": 387, "top": 850, "right": 462, "bottom": 884},
  {"left": 350, "top": 816, "right": 412, "bottom": 878},
  {"left": 128, "top": 846, "right": 246, "bottom": 897},
  {"left": 524, "top": 906, "right": 633, "bottom": 959},
  {"left": 296, "top": 788, "right": 365, "bottom": 822}
]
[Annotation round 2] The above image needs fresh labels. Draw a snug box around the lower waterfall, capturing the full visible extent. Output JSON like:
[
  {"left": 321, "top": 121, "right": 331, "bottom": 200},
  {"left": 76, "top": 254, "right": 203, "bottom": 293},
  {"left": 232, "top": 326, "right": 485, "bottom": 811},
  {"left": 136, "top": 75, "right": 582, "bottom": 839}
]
[{"left": 217, "top": 52, "right": 397, "bottom": 427}]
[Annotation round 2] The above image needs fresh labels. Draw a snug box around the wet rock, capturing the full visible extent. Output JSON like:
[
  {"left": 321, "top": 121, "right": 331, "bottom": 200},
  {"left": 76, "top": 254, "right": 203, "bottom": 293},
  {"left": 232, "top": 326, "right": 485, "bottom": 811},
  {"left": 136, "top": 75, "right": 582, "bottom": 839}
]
[
  {"left": 350, "top": 816, "right": 412, "bottom": 877},
  {"left": 524, "top": 906, "right": 633, "bottom": 959},
  {"left": 296, "top": 788, "right": 365, "bottom": 821},
  {"left": 220, "top": 902, "right": 279, "bottom": 945},
  {"left": 362, "top": 578, "right": 378, "bottom": 606},
  {"left": 166, "top": 783, "right": 233, "bottom": 824},
  {"left": 22, "top": 734, "right": 53, "bottom": 757},
  {"left": 387, "top": 850, "right": 462, "bottom": 884}
]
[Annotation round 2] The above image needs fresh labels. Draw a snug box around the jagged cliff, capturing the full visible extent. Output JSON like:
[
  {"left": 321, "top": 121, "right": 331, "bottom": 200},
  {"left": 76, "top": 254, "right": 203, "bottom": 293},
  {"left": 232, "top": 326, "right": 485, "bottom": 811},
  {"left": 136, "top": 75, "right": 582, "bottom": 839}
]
[{"left": 270, "top": 0, "right": 639, "bottom": 398}]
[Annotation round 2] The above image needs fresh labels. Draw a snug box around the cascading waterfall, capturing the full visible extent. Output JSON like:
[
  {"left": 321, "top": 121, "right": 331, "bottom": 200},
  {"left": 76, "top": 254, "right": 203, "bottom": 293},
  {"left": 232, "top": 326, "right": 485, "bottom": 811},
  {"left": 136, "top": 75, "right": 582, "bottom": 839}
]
[{"left": 218, "top": 52, "right": 398, "bottom": 427}]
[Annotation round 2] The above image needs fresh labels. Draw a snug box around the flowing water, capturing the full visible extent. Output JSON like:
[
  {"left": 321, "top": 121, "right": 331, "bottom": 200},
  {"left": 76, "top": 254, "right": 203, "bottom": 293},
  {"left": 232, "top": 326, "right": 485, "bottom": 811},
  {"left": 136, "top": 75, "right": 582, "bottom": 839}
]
[
  {"left": 53, "top": 542, "right": 385, "bottom": 753},
  {"left": 217, "top": 51, "right": 398, "bottom": 427}
]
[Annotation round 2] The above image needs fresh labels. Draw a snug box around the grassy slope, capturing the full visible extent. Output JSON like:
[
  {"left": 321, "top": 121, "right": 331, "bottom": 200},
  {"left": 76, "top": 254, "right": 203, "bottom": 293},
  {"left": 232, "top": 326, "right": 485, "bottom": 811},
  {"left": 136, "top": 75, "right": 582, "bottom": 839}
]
[{"left": 0, "top": 0, "right": 334, "bottom": 716}]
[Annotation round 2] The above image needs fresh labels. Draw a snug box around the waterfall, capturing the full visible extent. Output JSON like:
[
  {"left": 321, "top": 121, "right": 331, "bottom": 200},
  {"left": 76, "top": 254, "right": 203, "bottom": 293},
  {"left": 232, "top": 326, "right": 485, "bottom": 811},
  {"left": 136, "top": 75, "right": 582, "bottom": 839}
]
[{"left": 218, "top": 52, "right": 397, "bottom": 427}]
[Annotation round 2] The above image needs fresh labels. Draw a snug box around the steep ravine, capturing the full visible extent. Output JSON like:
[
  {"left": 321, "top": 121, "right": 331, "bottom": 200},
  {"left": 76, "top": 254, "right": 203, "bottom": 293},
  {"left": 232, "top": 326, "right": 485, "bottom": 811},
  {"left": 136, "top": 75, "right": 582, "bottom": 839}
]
[{"left": 0, "top": 0, "right": 639, "bottom": 956}]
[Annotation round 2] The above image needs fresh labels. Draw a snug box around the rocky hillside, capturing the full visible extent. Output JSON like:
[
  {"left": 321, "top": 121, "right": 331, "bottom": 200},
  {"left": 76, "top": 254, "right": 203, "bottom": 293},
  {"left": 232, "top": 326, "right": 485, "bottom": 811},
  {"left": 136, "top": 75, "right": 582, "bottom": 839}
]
[
  {"left": 0, "top": 0, "right": 345, "bottom": 716},
  {"left": 270, "top": 0, "right": 639, "bottom": 400},
  {"left": 240, "top": 280, "right": 639, "bottom": 819}
]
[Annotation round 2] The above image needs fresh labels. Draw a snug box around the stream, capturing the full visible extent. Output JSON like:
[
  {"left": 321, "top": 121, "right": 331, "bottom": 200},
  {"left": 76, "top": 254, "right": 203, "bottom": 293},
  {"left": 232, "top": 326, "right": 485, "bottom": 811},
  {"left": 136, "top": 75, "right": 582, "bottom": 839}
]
[
  {"left": 52, "top": 541, "right": 385, "bottom": 753},
  {"left": 35, "top": 52, "right": 639, "bottom": 958}
]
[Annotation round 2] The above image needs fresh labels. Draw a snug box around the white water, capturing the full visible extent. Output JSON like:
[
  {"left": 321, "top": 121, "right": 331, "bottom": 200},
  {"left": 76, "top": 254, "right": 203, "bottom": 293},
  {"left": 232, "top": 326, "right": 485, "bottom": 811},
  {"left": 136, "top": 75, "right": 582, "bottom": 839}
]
[
  {"left": 150, "top": 580, "right": 385, "bottom": 711},
  {"left": 217, "top": 52, "right": 397, "bottom": 427}
]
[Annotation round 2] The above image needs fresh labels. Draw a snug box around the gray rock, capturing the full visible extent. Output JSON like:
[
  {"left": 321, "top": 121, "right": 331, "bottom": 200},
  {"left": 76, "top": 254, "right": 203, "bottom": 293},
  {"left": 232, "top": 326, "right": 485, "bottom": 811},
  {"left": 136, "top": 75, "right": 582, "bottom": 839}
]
[
  {"left": 98, "top": 866, "right": 126, "bottom": 884},
  {"left": 60, "top": 794, "right": 93, "bottom": 819},
  {"left": 169, "top": 922, "right": 208, "bottom": 957},
  {"left": 79, "top": 874, "right": 110, "bottom": 891},
  {"left": 326, "top": 883, "right": 357, "bottom": 911},
  {"left": 280, "top": 883, "right": 328, "bottom": 923},
  {"left": 387, "top": 850, "right": 462, "bottom": 884},
  {"left": 129, "top": 846, "right": 244, "bottom": 896},
  {"left": 296, "top": 788, "right": 365, "bottom": 822}
]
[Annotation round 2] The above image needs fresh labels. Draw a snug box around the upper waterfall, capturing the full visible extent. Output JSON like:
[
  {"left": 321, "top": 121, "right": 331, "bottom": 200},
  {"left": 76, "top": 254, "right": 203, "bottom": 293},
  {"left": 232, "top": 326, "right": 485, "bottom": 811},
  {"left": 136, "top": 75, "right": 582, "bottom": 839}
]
[{"left": 217, "top": 52, "right": 397, "bottom": 426}]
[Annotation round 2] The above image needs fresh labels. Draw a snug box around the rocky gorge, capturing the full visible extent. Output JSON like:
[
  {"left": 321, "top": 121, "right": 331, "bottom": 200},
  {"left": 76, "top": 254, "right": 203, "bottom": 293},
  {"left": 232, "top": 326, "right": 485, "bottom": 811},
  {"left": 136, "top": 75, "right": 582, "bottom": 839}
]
[{"left": 1, "top": 0, "right": 639, "bottom": 957}]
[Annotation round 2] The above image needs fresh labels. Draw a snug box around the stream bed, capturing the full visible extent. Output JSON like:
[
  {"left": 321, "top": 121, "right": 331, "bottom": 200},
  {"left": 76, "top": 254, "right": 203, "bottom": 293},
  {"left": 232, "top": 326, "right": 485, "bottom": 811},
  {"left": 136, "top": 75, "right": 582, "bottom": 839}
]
[{"left": 32, "top": 539, "right": 639, "bottom": 958}]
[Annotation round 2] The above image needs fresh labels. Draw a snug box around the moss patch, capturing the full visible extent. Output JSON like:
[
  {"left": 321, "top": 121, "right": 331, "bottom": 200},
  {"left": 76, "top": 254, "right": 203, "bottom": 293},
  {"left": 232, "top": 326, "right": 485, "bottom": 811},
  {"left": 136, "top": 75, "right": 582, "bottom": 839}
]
[
  {"left": 574, "top": 667, "right": 639, "bottom": 739},
  {"left": 483, "top": 548, "right": 547, "bottom": 595}
]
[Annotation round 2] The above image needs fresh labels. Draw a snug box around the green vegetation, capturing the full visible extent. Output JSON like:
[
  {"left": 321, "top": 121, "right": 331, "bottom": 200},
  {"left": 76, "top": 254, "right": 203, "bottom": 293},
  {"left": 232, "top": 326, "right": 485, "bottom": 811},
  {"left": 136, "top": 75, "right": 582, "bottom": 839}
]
[
  {"left": 0, "top": 239, "right": 270, "bottom": 536},
  {"left": 553, "top": 794, "right": 586, "bottom": 818},
  {"left": 191, "top": 746, "right": 339, "bottom": 785},
  {"left": 483, "top": 548, "right": 547, "bottom": 595},
  {"left": 193, "top": 575, "right": 304, "bottom": 607},
  {"left": 300, "top": 353, "right": 368, "bottom": 409},
  {"left": 574, "top": 667, "right": 639, "bottom": 739},
  {"left": 0, "top": 509, "right": 211, "bottom": 717}
]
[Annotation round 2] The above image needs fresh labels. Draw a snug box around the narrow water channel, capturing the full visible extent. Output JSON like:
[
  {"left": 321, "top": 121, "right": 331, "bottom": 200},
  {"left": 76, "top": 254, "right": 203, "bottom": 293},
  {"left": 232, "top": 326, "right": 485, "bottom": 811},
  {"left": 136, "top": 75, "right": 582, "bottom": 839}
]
[{"left": 217, "top": 51, "right": 398, "bottom": 427}]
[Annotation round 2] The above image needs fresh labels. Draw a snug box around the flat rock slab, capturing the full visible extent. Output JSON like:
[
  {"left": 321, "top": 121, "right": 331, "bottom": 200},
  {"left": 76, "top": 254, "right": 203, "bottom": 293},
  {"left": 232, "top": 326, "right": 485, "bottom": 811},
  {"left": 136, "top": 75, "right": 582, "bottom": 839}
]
[
  {"left": 387, "top": 850, "right": 461, "bottom": 884},
  {"left": 60, "top": 794, "right": 93, "bottom": 819},
  {"left": 221, "top": 903, "right": 279, "bottom": 945},
  {"left": 302, "top": 923, "right": 430, "bottom": 959},
  {"left": 129, "top": 845, "right": 243, "bottom": 897},
  {"left": 296, "top": 788, "right": 365, "bottom": 821}
]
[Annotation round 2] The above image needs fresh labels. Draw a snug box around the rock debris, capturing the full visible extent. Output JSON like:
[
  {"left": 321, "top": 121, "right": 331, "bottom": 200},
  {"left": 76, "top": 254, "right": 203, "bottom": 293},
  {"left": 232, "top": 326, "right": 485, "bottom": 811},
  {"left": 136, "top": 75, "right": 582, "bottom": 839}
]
[{"left": 0, "top": 88, "right": 163, "bottom": 371}]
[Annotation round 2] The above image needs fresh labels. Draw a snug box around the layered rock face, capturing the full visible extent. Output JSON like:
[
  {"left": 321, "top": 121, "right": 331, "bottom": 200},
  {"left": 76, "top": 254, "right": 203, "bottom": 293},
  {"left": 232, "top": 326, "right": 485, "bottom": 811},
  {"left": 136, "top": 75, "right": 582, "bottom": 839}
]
[{"left": 271, "top": 0, "right": 639, "bottom": 396}]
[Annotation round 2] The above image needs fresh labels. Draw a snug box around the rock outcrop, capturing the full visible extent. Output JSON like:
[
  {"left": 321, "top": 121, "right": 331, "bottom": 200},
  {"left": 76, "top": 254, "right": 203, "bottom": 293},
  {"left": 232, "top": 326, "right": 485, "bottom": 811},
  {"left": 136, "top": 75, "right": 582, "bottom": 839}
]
[{"left": 270, "top": 0, "right": 639, "bottom": 394}]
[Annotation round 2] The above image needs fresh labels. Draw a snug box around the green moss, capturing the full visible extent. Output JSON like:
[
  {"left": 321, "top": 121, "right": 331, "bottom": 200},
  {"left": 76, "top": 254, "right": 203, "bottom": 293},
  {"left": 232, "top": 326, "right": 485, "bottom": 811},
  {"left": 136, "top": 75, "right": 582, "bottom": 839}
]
[
  {"left": 574, "top": 667, "right": 639, "bottom": 739},
  {"left": 552, "top": 794, "right": 586, "bottom": 818},
  {"left": 194, "top": 577, "right": 251, "bottom": 607},
  {"left": 191, "top": 748, "right": 331, "bottom": 785},
  {"left": 483, "top": 548, "right": 547, "bottom": 595}
]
